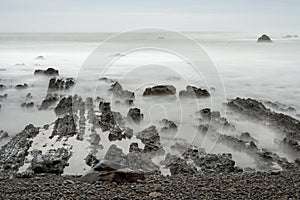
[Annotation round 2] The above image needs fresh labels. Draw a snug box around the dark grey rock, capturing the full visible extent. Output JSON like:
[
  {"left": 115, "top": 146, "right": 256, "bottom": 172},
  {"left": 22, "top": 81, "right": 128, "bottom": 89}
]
[
  {"left": 15, "top": 83, "right": 28, "bottom": 90},
  {"left": 257, "top": 34, "right": 272, "bottom": 42},
  {"left": 143, "top": 85, "right": 176, "bottom": 96},
  {"left": 34, "top": 68, "right": 59, "bottom": 76},
  {"left": 127, "top": 108, "right": 143, "bottom": 124},
  {"left": 50, "top": 114, "right": 77, "bottom": 140},
  {"left": 31, "top": 148, "right": 71, "bottom": 174},
  {"left": 179, "top": 85, "right": 210, "bottom": 98},
  {"left": 39, "top": 93, "right": 59, "bottom": 110}
]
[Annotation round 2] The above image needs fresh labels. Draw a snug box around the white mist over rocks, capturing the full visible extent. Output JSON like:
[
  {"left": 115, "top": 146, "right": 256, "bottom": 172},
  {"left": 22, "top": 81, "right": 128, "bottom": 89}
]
[{"left": 0, "top": 32, "right": 299, "bottom": 174}]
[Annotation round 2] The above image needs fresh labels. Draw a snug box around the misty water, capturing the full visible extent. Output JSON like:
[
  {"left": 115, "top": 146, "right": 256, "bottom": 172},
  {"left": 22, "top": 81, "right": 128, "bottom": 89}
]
[{"left": 0, "top": 32, "right": 299, "bottom": 173}]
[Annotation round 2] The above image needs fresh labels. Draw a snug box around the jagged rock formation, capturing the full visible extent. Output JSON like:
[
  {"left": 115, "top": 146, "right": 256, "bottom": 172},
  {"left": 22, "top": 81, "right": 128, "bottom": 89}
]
[
  {"left": 227, "top": 98, "right": 300, "bottom": 153},
  {"left": 197, "top": 105, "right": 298, "bottom": 171},
  {"left": 179, "top": 85, "right": 210, "bottom": 98},
  {"left": 143, "top": 85, "right": 176, "bottom": 96},
  {"left": 0, "top": 124, "right": 40, "bottom": 180},
  {"left": 48, "top": 77, "right": 75, "bottom": 93},
  {"left": 109, "top": 82, "right": 135, "bottom": 100},
  {"left": 137, "top": 126, "right": 164, "bottom": 154},
  {"left": 34, "top": 68, "right": 59, "bottom": 76},
  {"left": 50, "top": 114, "right": 77, "bottom": 140},
  {"left": 39, "top": 93, "right": 60, "bottom": 110}
]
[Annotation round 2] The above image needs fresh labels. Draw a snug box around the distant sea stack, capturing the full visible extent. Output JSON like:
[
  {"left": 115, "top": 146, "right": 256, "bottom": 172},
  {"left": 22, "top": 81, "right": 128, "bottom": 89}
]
[{"left": 257, "top": 34, "right": 272, "bottom": 42}]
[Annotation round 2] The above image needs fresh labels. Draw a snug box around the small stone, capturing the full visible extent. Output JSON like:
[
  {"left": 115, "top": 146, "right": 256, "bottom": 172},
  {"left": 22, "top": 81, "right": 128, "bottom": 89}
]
[{"left": 149, "top": 192, "right": 162, "bottom": 198}]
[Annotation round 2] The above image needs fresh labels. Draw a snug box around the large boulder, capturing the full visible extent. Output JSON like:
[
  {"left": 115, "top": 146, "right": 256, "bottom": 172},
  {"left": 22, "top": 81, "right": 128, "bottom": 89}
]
[
  {"left": 257, "top": 34, "right": 272, "bottom": 42},
  {"left": 34, "top": 68, "right": 59, "bottom": 76},
  {"left": 143, "top": 85, "right": 176, "bottom": 96},
  {"left": 31, "top": 148, "right": 71, "bottom": 174},
  {"left": 80, "top": 168, "right": 145, "bottom": 184},
  {"left": 179, "top": 85, "right": 210, "bottom": 98}
]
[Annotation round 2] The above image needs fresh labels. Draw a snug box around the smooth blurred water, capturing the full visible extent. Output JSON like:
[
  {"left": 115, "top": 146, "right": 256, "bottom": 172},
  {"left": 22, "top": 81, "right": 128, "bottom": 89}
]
[{"left": 0, "top": 32, "right": 299, "bottom": 159}]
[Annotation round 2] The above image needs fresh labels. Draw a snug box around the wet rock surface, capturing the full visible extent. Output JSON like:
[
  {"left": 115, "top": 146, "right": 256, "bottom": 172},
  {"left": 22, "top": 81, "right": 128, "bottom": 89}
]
[
  {"left": 143, "top": 85, "right": 176, "bottom": 96},
  {"left": 34, "top": 68, "right": 59, "bottom": 76},
  {"left": 179, "top": 85, "right": 210, "bottom": 98}
]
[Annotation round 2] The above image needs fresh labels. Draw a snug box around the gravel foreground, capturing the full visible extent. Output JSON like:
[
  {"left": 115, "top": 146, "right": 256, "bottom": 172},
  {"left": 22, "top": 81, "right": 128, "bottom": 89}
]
[{"left": 0, "top": 170, "right": 299, "bottom": 200}]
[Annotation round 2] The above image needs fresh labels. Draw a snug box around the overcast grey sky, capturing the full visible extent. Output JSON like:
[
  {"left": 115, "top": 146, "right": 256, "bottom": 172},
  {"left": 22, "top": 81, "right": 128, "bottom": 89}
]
[{"left": 0, "top": 0, "right": 299, "bottom": 32}]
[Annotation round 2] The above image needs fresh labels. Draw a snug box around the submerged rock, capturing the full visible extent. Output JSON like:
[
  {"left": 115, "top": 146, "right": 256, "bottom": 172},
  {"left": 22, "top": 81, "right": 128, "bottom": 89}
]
[
  {"left": 48, "top": 77, "right": 75, "bottom": 93},
  {"left": 127, "top": 108, "right": 143, "bottom": 124},
  {"left": 39, "top": 93, "right": 59, "bottom": 110},
  {"left": 160, "top": 119, "right": 178, "bottom": 133},
  {"left": 0, "top": 94, "right": 8, "bottom": 102},
  {"left": 110, "top": 82, "right": 135, "bottom": 100},
  {"left": 143, "top": 85, "right": 176, "bottom": 96},
  {"left": 179, "top": 85, "right": 210, "bottom": 98},
  {"left": 257, "top": 34, "right": 272, "bottom": 42},
  {"left": 240, "top": 132, "right": 259, "bottom": 145},
  {"left": 0, "top": 84, "right": 6, "bottom": 91},
  {"left": 34, "top": 68, "right": 59, "bottom": 76},
  {"left": 15, "top": 83, "right": 28, "bottom": 90},
  {"left": 227, "top": 98, "right": 300, "bottom": 142},
  {"left": 137, "top": 126, "right": 164, "bottom": 154},
  {"left": 0, "top": 130, "right": 8, "bottom": 141},
  {"left": 20, "top": 102, "right": 35, "bottom": 109},
  {"left": 35, "top": 56, "right": 45, "bottom": 60}
]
